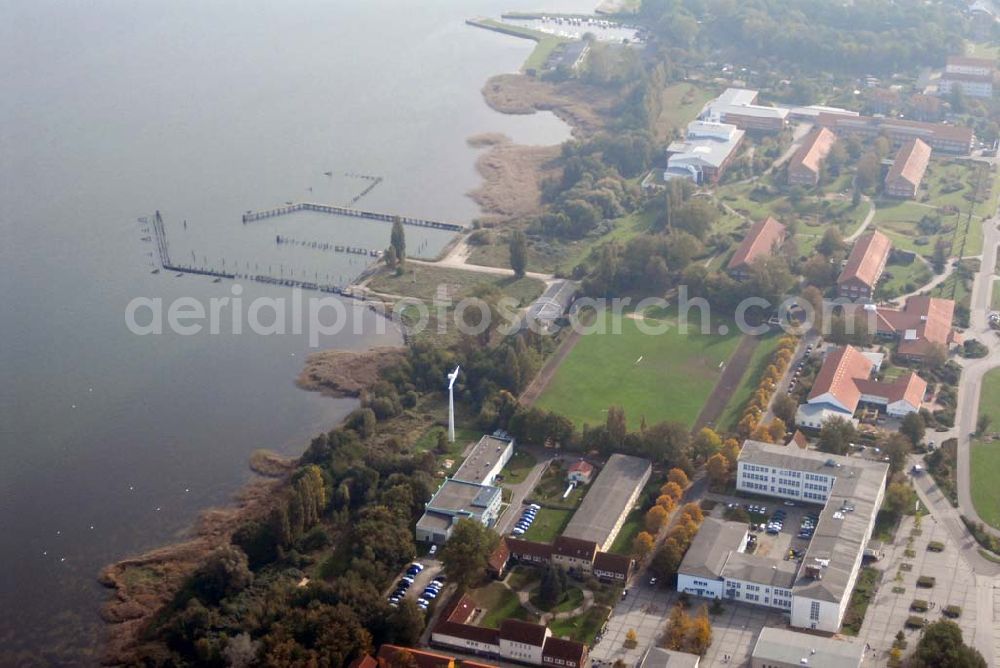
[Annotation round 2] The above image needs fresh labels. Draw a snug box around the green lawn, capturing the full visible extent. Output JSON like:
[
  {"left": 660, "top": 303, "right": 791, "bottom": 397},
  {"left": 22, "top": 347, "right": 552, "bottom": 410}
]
[
  {"left": 474, "top": 581, "right": 539, "bottom": 628},
  {"left": 535, "top": 308, "right": 742, "bottom": 429},
  {"left": 608, "top": 508, "right": 644, "bottom": 556},
  {"left": 972, "top": 368, "right": 1000, "bottom": 529},
  {"left": 716, "top": 331, "right": 782, "bottom": 433},
  {"left": 878, "top": 258, "right": 933, "bottom": 300},
  {"left": 523, "top": 507, "right": 575, "bottom": 543},
  {"left": 531, "top": 586, "right": 585, "bottom": 613},
  {"left": 548, "top": 605, "right": 611, "bottom": 644},
  {"left": 653, "top": 83, "right": 713, "bottom": 141},
  {"left": 500, "top": 450, "right": 538, "bottom": 485},
  {"left": 368, "top": 264, "right": 544, "bottom": 304},
  {"left": 992, "top": 280, "right": 1000, "bottom": 311}
]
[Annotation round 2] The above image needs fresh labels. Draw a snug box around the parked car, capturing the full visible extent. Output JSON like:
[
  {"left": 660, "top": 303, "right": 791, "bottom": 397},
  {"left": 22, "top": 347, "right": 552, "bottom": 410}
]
[
  {"left": 783, "top": 501, "right": 796, "bottom": 507},
  {"left": 429, "top": 544, "right": 437, "bottom": 556},
  {"left": 528, "top": 503, "right": 541, "bottom": 510},
  {"left": 511, "top": 527, "right": 525, "bottom": 536}
]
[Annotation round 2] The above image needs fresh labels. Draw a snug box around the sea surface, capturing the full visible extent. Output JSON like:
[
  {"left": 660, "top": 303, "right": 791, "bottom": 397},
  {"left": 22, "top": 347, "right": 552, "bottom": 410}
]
[{"left": 0, "top": 0, "right": 581, "bottom": 662}]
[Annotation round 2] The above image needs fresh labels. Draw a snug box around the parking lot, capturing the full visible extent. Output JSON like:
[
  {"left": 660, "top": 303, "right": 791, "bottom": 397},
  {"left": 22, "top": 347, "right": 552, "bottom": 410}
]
[
  {"left": 708, "top": 495, "right": 822, "bottom": 564},
  {"left": 385, "top": 559, "right": 443, "bottom": 609}
]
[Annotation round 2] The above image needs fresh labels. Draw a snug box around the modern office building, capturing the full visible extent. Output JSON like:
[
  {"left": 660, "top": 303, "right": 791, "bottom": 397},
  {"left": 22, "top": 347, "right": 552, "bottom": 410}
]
[
  {"left": 453, "top": 434, "right": 514, "bottom": 487},
  {"left": 665, "top": 121, "right": 745, "bottom": 184},
  {"left": 750, "top": 627, "right": 863, "bottom": 668},
  {"left": 415, "top": 479, "right": 503, "bottom": 544},
  {"left": 678, "top": 441, "right": 888, "bottom": 633}
]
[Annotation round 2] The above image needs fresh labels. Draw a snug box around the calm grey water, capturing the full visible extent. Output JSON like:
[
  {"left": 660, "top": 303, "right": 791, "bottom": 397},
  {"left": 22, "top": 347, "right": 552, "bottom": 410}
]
[{"left": 0, "top": 0, "right": 578, "bottom": 662}]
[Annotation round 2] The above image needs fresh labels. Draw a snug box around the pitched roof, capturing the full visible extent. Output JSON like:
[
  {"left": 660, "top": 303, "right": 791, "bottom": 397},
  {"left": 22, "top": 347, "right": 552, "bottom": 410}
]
[
  {"left": 727, "top": 216, "right": 787, "bottom": 272},
  {"left": 875, "top": 295, "right": 956, "bottom": 356},
  {"left": 941, "top": 70, "right": 995, "bottom": 83},
  {"left": 377, "top": 645, "right": 455, "bottom": 668},
  {"left": 855, "top": 372, "right": 927, "bottom": 407},
  {"left": 441, "top": 594, "right": 477, "bottom": 625},
  {"left": 788, "top": 127, "right": 837, "bottom": 177},
  {"left": 807, "top": 345, "right": 877, "bottom": 412},
  {"left": 815, "top": 113, "right": 974, "bottom": 146},
  {"left": 499, "top": 619, "right": 549, "bottom": 647},
  {"left": 506, "top": 537, "right": 554, "bottom": 560},
  {"left": 554, "top": 535, "right": 599, "bottom": 561},
  {"left": 946, "top": 55, "right": 995, "bottom": 69},
  {"left": 886, "top": 138, "right": 931, "bottom": 190},
  {"left": 593, "top": 551, "right": 633, "bottom": 575},
  {"left": 568, "top": 459, "right": 595, "bottom": 475},
  {"left": 542, "top": 637, "right": 589, "bottom": 665},
  {"left": 488, "top": 539, "right": 510, "bottom": 575},
  {"left": 838, "top": 230, "right": 891, "bottom": 289},
  {"left": 350, "top": 656, "right": 378, "bottom": 668},
  {"left": 433, "top": 620, "right": 500, "bottom": 647}
]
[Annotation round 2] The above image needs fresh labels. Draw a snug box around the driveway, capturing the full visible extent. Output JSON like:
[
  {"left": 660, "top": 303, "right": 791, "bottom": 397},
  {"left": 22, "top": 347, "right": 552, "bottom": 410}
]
[{"left": 495, "top": 449, "right": 553, "bottom": 535}]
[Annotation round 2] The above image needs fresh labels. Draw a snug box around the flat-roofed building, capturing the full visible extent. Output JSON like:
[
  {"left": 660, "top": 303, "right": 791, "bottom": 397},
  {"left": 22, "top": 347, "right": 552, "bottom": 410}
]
[
  {"left": 750, "top": 627, "right": 863, "bottom": 668},
  {"left": 946, "top": 55, "right": 995, "bottom": 77},
  {"left": 665, "top": 121, "right": 745, "bottom": 184},
  {"left": 939, "top": 70, "right": 995, "bottom": 98},
  {"left": 416, "top": 479, "right": 502, "bottom": 544},
  {"left": 837, "top": 230, "right": 891, "bottom": 301},
  {"left": 453, "top": 434, "right": 514, "bottom": 487},
  {"left": 885, "top": 139, "right": 931, "bottom": 198},
  {"left": 815, "top": 113, "right": 974, "bottom": 154},
  {"left": 727, "top": 216, "right": 786, "bottom": 280},
  {"left": 788, "top": 127, "right": 837, "bottom": 187},
  {"left": 679, "top": 442, "right": 893, "bottom": 631},
  {"left": 562, "top": 453, "right": 652, "bottom": 552},
  {"left": 639, "top": 647, "right": 701, "bottom": 668},
  {"left": 700, "top": 88, "right": 789, "bottom": 133},
  {"left": 523, "top": 280, "right": 578, "bottom": 334}
]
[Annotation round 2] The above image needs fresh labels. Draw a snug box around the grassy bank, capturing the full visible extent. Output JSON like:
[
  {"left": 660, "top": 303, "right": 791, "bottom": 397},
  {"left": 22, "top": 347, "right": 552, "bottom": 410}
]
[{"left": 972, "top": 368, "right": 1000, "bottom": 529}]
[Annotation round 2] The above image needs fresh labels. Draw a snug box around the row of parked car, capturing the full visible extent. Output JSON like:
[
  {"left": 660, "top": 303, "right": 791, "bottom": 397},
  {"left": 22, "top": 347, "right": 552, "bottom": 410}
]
[
  {"left": 797, "top": 512, "right": 819, "bottom": 539},
  {"left": 388, "top": 562, "right": 447, "bottom": 611},
  {"left": 766, "top": 509, "right": 787, "bottom": 534},
  {"left": 786, "top": 344, "right": 814, "bottom": 395},
  {"left": 510, "top": 503, "right": 542, "bottom": 537}
]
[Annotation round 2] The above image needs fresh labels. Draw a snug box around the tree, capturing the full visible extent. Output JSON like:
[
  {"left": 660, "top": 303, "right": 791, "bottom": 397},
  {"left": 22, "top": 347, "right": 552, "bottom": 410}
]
[
  {"left": 885, "top": 481, "right": 916, "bottom": 515},
  {"left": 721, "top": 439, "right": 741, "bottom": 467},
  {"left": 390, "top": 217, "right": 406, "bottom": 264},
  {"left": 768, "top": 418, "right": 788, "bottom": 442},
  {"left": 772, "top": 394, "right": 798, "bottom": 427},
  {"left": 881, "top": 432, "right": 911, "bottom": 474},
  {"left": 924, "top": 342, "right": 948, "bottom": 371},
  {"left": 977, "top": 413, "right": 992, "bottom": 436},
  {"left": 818, "top": 416, "right": 856, "bottom": 455},
  {"left": 911, "top": 619, "right": 986, "bottom": 668},
  {"left": 651, "top": 537, "right": 686, "bottom": 578},
  {"left": 816, "top": 227, "right": 846, "bottom": 257},
  {"left": 388, "top": 599, "right": 426, "bottom": 647},
  {"left": 855, "top": 152, "right": 880, "bottom": 194},
  {"left": 706, "top": 453, "right": 729, "bottom": 488},
  {"left": 632, "top": 531, "right": 655, "bottom": 559},
  {"left": 439, "top": 518, "right": 500, "bottom": 590},
  {"left": 538, "top": 563, "right": 567, "bottom": 609},
  {"left": 668, "top": 468, "right": 690, "bottom": 488},
  {"left": 678, "top": 502, "right": 703, "bottom": 525},
  {"left": 606, "top": 405, "right": 627, "bottom": 450},
  {"left": 672, "top": 199, "right": 717, "bottom": 240},
  {"left": 223, "top": 633, "right": 259, "bottom": 668},
  {"left": 660, "top": 481, "right": 684, "bottom": 503},
  {"left": 688, "top": 604, "right": 713, "bottom": 655},
  {"left": 900, "top": 412, "right": 926, "bottom": 447},
  {"left": 191, "top": 545, "right": 253, "bottom": 604},
  {"left": 663, "top": 604, "right": 692, "bottom": 651},
  {"left": 932, "top": 238, "right": 949, "bottom": 274},
  {"left": 509, "top": 229, "right": 528, "bottom": 278},
  {"left": 625, "top": 629, "right": 638, "bottom": 648},
  {"left": 646, "top": 505, "right": 670, "bottom": 533},
  {"left": 691, "top": 427, "right": 722, "bottom": 461}
]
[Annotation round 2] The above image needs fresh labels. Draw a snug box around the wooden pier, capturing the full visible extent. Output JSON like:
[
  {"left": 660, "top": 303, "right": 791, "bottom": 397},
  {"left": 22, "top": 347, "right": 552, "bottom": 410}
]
[
  {"left": 276, "top": 235, "right": 382, "bottom": 258},
  {"left": 241, "top": 201, "right": 463, "bottom": 232}
]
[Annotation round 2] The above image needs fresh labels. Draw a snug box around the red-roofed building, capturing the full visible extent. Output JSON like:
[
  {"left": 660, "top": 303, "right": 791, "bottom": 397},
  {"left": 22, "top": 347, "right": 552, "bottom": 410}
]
[
  {"left": 815, "top": 113, "right": 974, "bottom": 154},
  {"left": 507, "top": 538, "right": 554, "bottom": 565},
  {"left": 377, "top": 645, "right": 456, "bottom": 668},
  {"left": 567, "top": 460, "right": 595, "bottom": 484},
  {"left": 500, "top": 620, "right": 551, "bottom": 665},
  {"left": 788, "top": 128, "right": 837, "bottom": 186},
  {"left": 487, "top": 539, "right": 511, "bottom": 579},
  {"left": 592, "top": 551, "right": 634, "bottom": 583},
  {"left": 727, "top": 217, "right": 787, "bottom": 280},
  {"left": 553, "top": 536, "right": 598, "bottom": 573},
  {"left": 542, "top": 637, "right": 590, "bottom": 668},
  {"left": 350, "top": 656, "right": 378, "bottom": 668},
  {"left": 796, "top": 345, "right": 925, "bottom": 429},
  {"left": 885, "top": 139, "right": 931, "bottom": 199},
  {"left": 838, "top": 231, "right": 892, "bottom": 301},
  {"left": 868, "top": 296, "right": 960, "bottom": 360}
]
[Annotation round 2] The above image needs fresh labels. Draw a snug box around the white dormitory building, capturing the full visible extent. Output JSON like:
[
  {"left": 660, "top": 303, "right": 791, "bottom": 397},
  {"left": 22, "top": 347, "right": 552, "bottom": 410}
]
[{"left": 677, "top": 441, "right": 888, "bottom": 633}]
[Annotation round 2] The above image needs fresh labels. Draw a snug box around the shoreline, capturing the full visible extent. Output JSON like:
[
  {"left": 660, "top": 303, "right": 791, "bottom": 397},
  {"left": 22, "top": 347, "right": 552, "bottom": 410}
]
[{"left": 97, "top": 26, "right": 609, "bottom": 665}]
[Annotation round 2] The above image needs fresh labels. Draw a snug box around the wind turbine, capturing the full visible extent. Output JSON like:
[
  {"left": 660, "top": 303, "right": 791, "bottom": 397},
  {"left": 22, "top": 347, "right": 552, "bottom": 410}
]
[{"left": 447, "top": 366, "right": 461, "bottom": 442}]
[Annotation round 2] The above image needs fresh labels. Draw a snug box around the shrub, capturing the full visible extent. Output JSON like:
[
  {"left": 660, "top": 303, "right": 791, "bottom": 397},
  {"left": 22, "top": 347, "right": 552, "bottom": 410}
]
[
  {"left": 904, "top": 549, "right": 916, "bottom": 558},
  {"left": 905, "top": 615, "right": 926, "bottom": 629},
  {"left": 910, "top": 599, "right": 929, "bottom": 612},
  {"left": 943, "top": 604, "right": 962, "bottom": 618},
  {"left": 917, "top": 575, "right": 936, "bottom": 588},
  {"left": 927, "top": 541, "right": 945, "bottom": 552}
]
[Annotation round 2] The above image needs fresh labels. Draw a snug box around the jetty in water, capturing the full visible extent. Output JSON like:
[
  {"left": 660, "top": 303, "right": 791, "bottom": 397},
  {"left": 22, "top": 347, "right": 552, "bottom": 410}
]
[{"left": 241, "top": 201, "right": 463, "bottom": 232}]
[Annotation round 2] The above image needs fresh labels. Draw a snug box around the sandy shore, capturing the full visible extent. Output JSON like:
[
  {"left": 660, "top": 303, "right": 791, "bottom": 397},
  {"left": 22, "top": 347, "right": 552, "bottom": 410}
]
[{"left": 468, "top": 74, "right": 615, "bottom": 223}]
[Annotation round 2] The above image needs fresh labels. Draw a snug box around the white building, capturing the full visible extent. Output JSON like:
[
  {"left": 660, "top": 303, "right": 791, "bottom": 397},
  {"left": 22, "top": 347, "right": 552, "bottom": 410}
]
[
  {"left": 664, "top": 121, "right": 745, "bottom": 184},
  {"left": 415, "top": 479, "right": 503, "bottom": 544},
  {"left": 679, "top": 441, "right": 888, "bottom": 634},
  {"left": 452, "top": 433, "right": 514, "bottom": 486}
]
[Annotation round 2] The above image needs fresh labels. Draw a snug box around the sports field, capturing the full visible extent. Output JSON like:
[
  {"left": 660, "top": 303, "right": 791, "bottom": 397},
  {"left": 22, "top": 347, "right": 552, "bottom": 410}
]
[{"left": 535, "top": 308, "right": 742, "bottom": 429}]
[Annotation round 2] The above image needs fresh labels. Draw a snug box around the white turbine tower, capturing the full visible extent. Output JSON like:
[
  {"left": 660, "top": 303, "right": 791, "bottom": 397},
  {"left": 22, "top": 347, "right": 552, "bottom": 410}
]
[{"left": 447, "top": 365, "right": 461, "bottom": 442}]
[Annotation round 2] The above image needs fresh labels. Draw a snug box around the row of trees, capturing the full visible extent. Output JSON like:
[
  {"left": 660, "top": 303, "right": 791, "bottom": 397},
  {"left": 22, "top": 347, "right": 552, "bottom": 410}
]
[
  {"left": 736, "top": 335, "right": 798, "bottom": 439},
  {"left": 649, "top": 502, "right": 706, "bottom": 580}
]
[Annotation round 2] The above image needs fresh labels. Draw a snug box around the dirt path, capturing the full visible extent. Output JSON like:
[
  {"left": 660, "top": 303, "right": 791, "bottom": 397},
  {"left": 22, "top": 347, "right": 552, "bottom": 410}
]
[
  {"left": 691, "top": 334, "right": 761, "bottom": 432},
  {"left": 519, "top": 327, "right": 584, "bottom": 407}
]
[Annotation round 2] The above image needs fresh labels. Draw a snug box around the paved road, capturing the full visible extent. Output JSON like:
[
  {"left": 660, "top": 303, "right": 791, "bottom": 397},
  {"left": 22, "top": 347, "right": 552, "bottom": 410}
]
[
  {"left": 845, "top": 195, "right": 877, "bottom": 242},
  {"left": 495, "top": 450, "right": 553, "bottom": 535}
]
